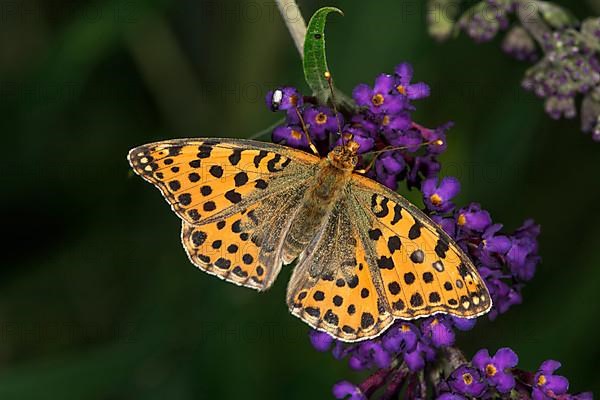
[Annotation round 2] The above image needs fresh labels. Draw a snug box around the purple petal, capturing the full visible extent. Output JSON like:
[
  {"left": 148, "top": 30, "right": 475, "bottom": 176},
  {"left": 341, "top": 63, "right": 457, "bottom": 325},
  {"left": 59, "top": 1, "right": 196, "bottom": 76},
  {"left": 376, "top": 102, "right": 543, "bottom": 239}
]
[
  {"left": 472, "top": 349, "right": 491, "bottom": 370},
  {"left": 540, "top": 360, "right": 562, "bottom": 375},
  {"left": 406, "top": 82, "right": 431, "bottom": 100},
  {"left": 394, "top": 62, "right": 414, "bottom": 85},
  {"left": 309, "top": 330, "right": 334, "bottom": 352},
  {"left": 451, "top": 317, "right": 476, "bottom": 331},
  {"left": 403, "top": 348, "right": 425, "bottom": 371},
  {"left": 272, "top": 125, "right": 308, "bottom": 149},
  {"left": 373, "top": 74, "right": 396, "bottom": 94},
  {"left": 332, "top": 381, "right": 366, "bottom": 400},
  {"left": 421, "top": 178, "right": 438, "bottom": 198},
  {"left": 484, "top": 235, "right": 512, "bottom": 254},
  {"left": 543, "top": 375, "right": 569, "bottom": 394},
  {"left": 437, "top": 176, "right": 461, "bottom": 200},
  {"left": 493, "top": 373, "right": 516, "bottom": 393},
  {"left": 353, "top": 84, "right": 372, "bottom": 106},
  {"left": 494, "top": 347, "right": 519, "bottom": 369}
]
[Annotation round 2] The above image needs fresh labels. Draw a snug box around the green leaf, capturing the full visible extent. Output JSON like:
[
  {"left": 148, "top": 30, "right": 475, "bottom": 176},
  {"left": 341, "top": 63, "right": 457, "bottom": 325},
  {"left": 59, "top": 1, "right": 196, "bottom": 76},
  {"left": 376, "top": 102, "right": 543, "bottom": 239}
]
[{"left": 303, "top": 7, "right": 343, "bottom": 103}]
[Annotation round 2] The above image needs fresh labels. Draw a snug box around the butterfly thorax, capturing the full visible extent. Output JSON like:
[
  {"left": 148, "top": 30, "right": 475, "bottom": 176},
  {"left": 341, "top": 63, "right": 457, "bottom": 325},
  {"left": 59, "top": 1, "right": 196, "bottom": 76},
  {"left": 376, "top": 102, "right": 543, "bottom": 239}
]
[{"left": 280, "top": 147, "right": 356, "bottom": 265}]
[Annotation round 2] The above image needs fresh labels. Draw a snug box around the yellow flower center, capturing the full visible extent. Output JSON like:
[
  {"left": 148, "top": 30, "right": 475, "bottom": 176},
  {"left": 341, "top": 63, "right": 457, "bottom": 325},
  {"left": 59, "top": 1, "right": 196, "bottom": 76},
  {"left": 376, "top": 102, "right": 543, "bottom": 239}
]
[
  {"left": 382, "top": 115, "right": 390, "bottom": 126},
  {"left": 430, "top": 193, "right": 443, "bottom": 206},
  {"left": 371, "top": 93, "right": 385, "bottom": 106},
  {"left": 315, "top": 112, "right": 328, "bottom": 124},
  {"left": 400, "top": 324, "right": 411, "bottom": 332},
  {"left": 485, "top": 364, "right": 497, "bottom": 377},
  {"left": 290, "top": 129, "right": 303, "bottom": 140},
  {"left": 537, "top": 375, "right": 547, "bottom": 386},
  {"left": 396, "top": 84, "right": 406, "bottom": 95},
  {"left": 457, "top": 213, "right": 467, "bottom": 226},
  {"left": 462, "top": 373, "right": 473, "bottom": 385}
]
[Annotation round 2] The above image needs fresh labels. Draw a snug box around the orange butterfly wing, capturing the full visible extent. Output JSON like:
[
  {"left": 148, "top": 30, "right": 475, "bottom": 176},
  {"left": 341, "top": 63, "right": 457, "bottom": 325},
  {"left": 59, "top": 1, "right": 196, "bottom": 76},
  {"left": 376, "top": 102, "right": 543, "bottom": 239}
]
[
  {"left": 128, "top": 138, "right": 319, "bottom": 290},
  {"left": 287, "top": 172, "right": 491, "bottom": 342}
]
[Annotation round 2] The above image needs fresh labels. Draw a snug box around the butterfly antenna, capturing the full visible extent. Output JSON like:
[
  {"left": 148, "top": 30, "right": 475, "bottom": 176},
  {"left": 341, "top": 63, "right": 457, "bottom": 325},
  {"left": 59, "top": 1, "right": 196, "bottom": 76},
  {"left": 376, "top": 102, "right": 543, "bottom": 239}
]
[
  {"left": 294, "top": 106, "right": 319, "bottom": 156},
  {"left": 325, "top": 71, "right": 346, "bottom": 146},
  {"left": 355, "top": 139, "right": 444, "bottom": 174}
]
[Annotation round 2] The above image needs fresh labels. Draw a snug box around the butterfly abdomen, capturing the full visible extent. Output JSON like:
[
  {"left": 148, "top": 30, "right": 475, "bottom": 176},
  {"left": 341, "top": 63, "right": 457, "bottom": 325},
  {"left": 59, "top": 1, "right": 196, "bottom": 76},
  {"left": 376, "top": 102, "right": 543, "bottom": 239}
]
[{"left": 281, "top": 160, "right": 352, "bottom": 264}]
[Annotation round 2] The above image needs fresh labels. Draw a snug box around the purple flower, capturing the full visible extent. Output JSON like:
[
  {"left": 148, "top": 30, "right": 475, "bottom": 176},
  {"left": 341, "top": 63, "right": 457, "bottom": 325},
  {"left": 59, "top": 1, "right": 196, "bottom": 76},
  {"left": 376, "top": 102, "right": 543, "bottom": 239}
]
[
  {"left": 265, "top": 86, "right": 303, "bottom": 111},
  {"left": 456, "top": 203, "right": 492, "bottom": 232},
  {"left": 422, "top": 176, "right": 461, "bottom": 213},
  {"left": 380, "top": 112, "right": 411, "bottom": 135},
  {"left": 532, "top": 360, "right": 570, "bottom": 400},
  {"left": 394, "top": 62, "right": 431, "bottom": 101},
  {"left": 353, "top": 74, "right": 406, "bottom": 115},
  {"left": 332, "top": 381, "right": 366, "bottom": 400},
  {"left": 403, "top": 342, "right": 435, "bottom": 372},
  {"left": 481, "top": 224, "right": 511, "bottom": 255},
  {"left": 303, "top": 106, "right": 343, "bottom": 140},
  {"left": 459, "top": 2, "right": 509, "bottom": 43},
  {"left": 421, "top": 317, "right": 455, "bottom": 348},
  {"left": 480, "top": 267, "right": 522, "bottom": 319},
  {"left": 309, "top": 330, "right": 335, "bottom": 352},
  {"left": 381, "top": 322, "right": 418, "bottom": 353},
  {"left": 386, "top": 127, "right": 422, "bottom": 150},
  {"left": 272, "top": 125, "right": 309, "bottom": 149},
  {"left": 506, "top": 219, "right": 540, "bottom": 281},
  {"left": 447, "top": 365, "right": 487, "bottom": 397},
  {"left": 502, "top": 26, "right": 538, "bottom": 62},
  {"left": 421, "top": 122, "right": 451, "bottom": 154},
  {"left": 357, "top": 341, "right": 392, "bottom": 369},
  {"left": 472, "top": 347, "right": 518, "bottom": 393},
  {"left": 374, "top": 152, "right": 406, "bottom": 190}
]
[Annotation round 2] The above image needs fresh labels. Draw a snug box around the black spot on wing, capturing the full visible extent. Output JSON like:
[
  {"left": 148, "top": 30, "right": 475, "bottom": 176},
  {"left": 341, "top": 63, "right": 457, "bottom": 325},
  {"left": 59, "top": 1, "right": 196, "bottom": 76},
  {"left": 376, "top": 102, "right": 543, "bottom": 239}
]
[
  {"left": 228, "top": 149, "right": 242, "bottom": 166},
  {"left": 253, "top": 150, "right": 268, "bottom": 168}
]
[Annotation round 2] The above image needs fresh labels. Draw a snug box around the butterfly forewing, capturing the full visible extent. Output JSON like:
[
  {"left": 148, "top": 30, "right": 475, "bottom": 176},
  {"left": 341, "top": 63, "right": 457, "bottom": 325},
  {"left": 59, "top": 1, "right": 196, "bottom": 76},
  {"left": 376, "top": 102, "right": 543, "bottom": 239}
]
[{"left": 128, "top": 138, "right": 318, "bottom": 290}]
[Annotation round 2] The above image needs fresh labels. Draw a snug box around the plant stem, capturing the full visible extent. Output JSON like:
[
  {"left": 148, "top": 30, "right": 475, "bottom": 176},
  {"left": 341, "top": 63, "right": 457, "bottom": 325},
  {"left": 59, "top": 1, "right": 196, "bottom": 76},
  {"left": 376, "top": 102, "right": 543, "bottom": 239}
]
[{"left": 275, "top": 0, "right": 307, "bottom": 58}]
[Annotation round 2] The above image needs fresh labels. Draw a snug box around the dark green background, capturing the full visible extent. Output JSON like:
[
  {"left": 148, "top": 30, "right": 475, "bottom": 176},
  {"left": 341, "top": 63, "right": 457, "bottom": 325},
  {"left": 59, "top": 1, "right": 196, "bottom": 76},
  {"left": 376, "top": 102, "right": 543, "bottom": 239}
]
[{"left": 1, "top": 0, "right": 598, "bottom": 398}]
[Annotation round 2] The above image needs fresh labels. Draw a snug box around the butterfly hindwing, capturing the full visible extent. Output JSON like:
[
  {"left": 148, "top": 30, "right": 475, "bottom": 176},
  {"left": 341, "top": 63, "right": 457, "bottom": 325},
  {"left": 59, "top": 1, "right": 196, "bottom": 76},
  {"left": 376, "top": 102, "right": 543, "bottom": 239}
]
[
  {"left": 350, "top": 174, "right": 492, "bottom": 321},
  {"left": 129, "top": 138, "right": 319, "bottom": 291},
  {"left": 287, "top": 197, "right": 394, "bottom": 341}
]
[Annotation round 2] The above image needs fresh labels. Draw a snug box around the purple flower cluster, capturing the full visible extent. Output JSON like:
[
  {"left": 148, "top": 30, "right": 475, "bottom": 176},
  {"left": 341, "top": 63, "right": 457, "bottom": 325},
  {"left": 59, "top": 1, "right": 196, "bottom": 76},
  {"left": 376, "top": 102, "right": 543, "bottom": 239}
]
[
  {"left": 442, "top": 1, "right": 600, "bottom": 141},
  {"left": 436, "top": 349, "right": 592, "bottom": 399},
  {"left": 523, "top": 30, "right": 600, "bottom": 121},
  {"left": 267, "top": 62, "right": 440, "bottom": 191},
  {"left": 265, "top": 62, "right": 588, "bottom": 399}
]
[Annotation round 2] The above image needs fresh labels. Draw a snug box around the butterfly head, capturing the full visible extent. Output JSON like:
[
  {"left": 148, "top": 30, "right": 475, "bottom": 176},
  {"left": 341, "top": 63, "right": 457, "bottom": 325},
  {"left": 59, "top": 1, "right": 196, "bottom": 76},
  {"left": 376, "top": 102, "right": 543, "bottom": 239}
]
[{"left": 328, "top": 140, "right": 360, "bottom": 171}]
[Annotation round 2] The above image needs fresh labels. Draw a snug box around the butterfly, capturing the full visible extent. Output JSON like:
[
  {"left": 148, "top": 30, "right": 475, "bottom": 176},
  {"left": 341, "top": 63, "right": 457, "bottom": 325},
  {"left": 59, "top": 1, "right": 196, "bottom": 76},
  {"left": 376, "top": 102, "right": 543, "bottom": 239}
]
[{"left": 128, "top": 137, "right": 492, "bottom": 342}]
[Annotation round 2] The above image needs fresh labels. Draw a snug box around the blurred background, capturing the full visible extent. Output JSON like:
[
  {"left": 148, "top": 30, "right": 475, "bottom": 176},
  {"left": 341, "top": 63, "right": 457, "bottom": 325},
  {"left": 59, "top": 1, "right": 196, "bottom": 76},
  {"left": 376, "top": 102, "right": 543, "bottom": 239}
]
[{"left": 1, "top": 0, "right": 598, "bottom": 398}]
